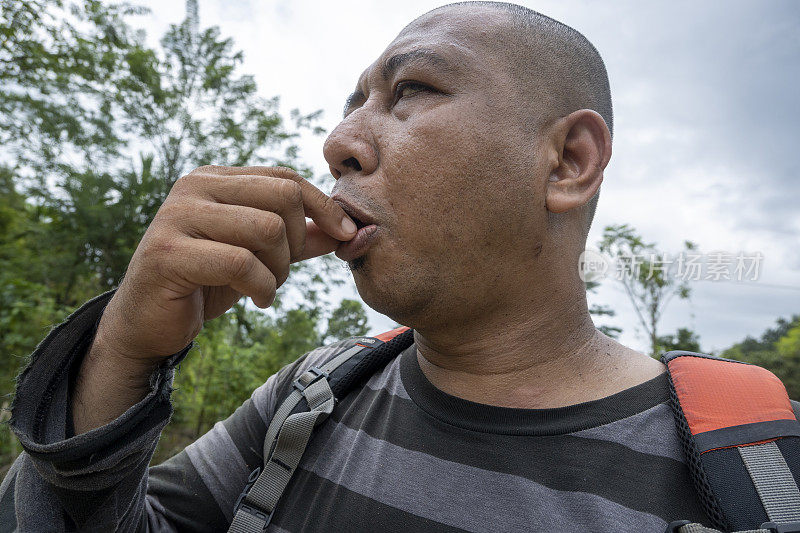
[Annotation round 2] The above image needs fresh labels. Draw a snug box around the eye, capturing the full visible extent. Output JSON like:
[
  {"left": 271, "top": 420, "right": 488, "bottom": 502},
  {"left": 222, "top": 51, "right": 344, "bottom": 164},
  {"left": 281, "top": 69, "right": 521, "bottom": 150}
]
[{"left": 394, "top": 81, "right": 431, "bottom": 102}]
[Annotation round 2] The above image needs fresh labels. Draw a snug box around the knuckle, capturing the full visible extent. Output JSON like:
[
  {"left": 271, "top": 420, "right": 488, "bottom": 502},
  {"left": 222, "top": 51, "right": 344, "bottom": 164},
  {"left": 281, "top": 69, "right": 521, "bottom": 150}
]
[
  {"left": 139, "top": 235, "right": 179, "bottom": 276},
  {"left": 142, "top": 233, "right": 176, "bottom": 257},
  {"left": 319, "top": 193, "right": 338, "bottom": 214},
  {"left": 171, "top": 173, "right": 197, "bottom": 194},
  {"left": 260, "top": 212, "right": 286, "bottom": 242},
  {"left": 191, "top": 165, "right": 222, "bottom": 175},
  {"left": 155, "top": 200, "right": 185, "bottom": 222},
  {"left": 227, "top": 248, "right": 256, "bottom": 280},
  {"left": 269, "top": 166, "right": 300, "bottom": 180},
  {"left": 277, "top": 180, "right": 302, "bottom": 209}
]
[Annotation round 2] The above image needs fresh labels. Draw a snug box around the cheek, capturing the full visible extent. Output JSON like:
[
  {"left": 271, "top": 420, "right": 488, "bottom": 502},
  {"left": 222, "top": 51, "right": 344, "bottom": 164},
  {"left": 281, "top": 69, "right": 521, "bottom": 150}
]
[{"left": 381, "top": 105, "right": 535, "bottom": 255}]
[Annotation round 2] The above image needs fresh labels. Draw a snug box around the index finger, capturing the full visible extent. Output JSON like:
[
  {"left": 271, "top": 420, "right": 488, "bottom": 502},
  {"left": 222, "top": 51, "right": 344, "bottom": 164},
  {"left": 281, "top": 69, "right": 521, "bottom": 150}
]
[{"left": 192, "top": 166, "right": 357, "bottom": 242}]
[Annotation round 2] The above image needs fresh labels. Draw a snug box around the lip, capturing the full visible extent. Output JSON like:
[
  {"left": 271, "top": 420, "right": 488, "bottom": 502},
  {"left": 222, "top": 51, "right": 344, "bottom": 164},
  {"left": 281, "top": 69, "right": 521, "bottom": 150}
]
[
  {"left": 331, "top": 194, "right": 381, "bottom": 262},
  {"left": 336, "top": 224, "right": 379, "bottom": 261},
  {"left": 331, "top": 195, "right": 377, "bottom": 228}
]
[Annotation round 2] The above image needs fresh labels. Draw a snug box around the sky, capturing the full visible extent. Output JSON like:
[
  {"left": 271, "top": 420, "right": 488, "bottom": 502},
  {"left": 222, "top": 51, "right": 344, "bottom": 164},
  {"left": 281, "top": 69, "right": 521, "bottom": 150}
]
[{"left": 128, "top": 0, "right": 800, "bottom": 354}]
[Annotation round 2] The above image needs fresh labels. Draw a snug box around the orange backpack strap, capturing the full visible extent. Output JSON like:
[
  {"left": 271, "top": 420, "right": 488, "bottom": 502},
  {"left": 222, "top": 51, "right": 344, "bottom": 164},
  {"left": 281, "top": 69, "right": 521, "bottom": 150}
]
[{"left": 662, "top": 351, "right": 800, "bottom": 532}]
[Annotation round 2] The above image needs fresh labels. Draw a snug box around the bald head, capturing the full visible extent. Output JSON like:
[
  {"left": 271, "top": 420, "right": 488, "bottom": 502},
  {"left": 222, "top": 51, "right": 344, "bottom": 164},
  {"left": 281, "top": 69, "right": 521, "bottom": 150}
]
[
  {"left": 410, "top": 1, "right": 612, "bottom": 230},
  {"left": 424, "top": 2, "right": 613, "bottom": 135}
]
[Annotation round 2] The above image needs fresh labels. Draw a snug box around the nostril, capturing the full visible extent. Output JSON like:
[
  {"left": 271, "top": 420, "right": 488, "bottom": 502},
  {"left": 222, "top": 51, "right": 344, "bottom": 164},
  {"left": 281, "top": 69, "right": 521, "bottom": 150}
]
[{"left": 342, "top": 157, "right": 362, "bottom": 172}]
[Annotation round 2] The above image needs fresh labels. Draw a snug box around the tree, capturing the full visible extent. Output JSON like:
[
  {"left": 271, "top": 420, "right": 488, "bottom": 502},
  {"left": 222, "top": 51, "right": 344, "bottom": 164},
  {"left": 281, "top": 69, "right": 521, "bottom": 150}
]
[
  {"left": 657, "top": 328, "right": 701, "bottom": 353},
  {"left": 598, "top": 224, "right": 696, "bottom": 356},
  {"left": 0, "top": 0, "right": 370, "bottom": 469},
  {"left": 325, "top": 299, "right": 370, "bottom": 343},
  {"left": 724, "top": 315, "right": 800, "bottom": 400},
  {"left": 585, "top": 279, "right": 622, "bottom": 339},
  {"left": 774, "top": 324, "right": 800, "bottom": 400}
]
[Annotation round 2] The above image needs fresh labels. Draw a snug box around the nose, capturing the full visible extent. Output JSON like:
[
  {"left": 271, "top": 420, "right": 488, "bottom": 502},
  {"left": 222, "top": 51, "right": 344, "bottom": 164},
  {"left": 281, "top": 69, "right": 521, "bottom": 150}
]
[{"left": 323, "top": 110, "right": 379, "bottom": 179}]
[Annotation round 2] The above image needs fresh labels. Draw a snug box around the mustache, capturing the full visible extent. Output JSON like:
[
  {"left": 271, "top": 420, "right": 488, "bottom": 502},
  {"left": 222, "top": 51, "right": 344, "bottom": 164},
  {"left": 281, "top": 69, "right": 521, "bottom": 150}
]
[{"left": 329, "top": 182, "right": 387, "bottom": 222}]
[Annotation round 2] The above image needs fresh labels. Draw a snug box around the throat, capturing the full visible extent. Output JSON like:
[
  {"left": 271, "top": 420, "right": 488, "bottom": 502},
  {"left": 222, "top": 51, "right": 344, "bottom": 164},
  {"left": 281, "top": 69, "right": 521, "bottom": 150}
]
[{"left": 414, "top": 327, "right": 665, "bottom": 409}]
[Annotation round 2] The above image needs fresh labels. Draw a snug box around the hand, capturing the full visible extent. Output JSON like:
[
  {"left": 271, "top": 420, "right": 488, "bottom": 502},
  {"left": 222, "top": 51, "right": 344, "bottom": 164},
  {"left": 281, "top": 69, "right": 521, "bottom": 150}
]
[{"left": 92, "top": 165, "right": 357, "bottom": 367}]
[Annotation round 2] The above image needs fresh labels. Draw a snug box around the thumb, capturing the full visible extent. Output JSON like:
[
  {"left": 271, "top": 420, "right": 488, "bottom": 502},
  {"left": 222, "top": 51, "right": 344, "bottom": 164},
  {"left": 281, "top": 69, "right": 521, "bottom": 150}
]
[{"left": 293, "top": 220, "right": 343, "bottom": 262}]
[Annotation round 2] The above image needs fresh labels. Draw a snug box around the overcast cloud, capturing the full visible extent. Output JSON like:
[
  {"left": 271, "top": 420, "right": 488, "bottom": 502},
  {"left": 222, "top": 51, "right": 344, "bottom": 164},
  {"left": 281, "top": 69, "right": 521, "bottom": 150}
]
[{"left": 129, "top": 0, "right": 800, "bottom": 353}]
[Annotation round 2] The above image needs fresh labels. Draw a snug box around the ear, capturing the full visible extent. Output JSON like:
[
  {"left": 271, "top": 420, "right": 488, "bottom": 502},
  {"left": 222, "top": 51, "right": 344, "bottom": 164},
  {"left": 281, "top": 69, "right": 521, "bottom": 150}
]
[{"left": 546, "top": 109, "right": 612, "bottom": 214}]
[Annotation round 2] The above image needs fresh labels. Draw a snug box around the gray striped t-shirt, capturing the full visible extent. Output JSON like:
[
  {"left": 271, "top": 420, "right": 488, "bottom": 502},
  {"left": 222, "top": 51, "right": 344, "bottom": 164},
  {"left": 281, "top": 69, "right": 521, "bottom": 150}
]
[
  {"left": 3, "top": 292, "right": 719, "bottom": 531},
  {"left": 180, "top": 337, "right": 711, "bottom": 531}
]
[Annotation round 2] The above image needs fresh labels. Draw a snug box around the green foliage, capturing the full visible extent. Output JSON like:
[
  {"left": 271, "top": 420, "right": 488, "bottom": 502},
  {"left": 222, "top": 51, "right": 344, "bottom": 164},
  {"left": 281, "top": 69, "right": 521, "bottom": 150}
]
[
  {"left": 325, "top": 299, "right": 369, "bottom": 343},
  {"left": 657, "top": 327, "right": 702, "bottom": 353},
  {"left": 598, "top": 224, "right": 696, "bottom": 356},
  {"left": 0, "top": 0, "right": 370, "bottom": 470},
  {"left": 724, "top": 316, "right": 800, "bottom": 400}
]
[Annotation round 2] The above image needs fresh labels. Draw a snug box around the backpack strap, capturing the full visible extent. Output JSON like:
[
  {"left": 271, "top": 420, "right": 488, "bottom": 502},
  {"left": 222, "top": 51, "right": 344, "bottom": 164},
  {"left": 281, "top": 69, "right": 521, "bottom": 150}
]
[
  {"left": 661, "top": 351, "right": 800, "bottom": 533},
  {"left": 228, "top": 326, "right": 414, "bottom": 532}
]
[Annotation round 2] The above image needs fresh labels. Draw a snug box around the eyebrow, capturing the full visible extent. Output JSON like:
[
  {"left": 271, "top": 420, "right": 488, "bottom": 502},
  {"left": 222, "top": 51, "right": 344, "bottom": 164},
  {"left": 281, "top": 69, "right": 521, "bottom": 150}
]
[
  {"left": 342, "top": 49, "right": 453, "bottom": 117},
  {"left": 380, "top": 49, "right": 452, "bottom": 81}
]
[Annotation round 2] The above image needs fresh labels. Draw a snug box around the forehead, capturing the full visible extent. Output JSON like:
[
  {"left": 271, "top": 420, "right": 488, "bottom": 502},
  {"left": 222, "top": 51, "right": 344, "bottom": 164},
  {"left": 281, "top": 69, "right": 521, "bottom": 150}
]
[{"left": 356, "top": 7, "right": 511, "bottom": 85}]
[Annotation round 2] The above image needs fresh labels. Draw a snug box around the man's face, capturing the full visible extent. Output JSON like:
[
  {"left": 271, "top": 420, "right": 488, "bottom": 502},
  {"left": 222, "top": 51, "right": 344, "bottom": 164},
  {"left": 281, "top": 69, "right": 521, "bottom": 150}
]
[{"left": 325, "top": 7, "right": 549, "bottom": 327}]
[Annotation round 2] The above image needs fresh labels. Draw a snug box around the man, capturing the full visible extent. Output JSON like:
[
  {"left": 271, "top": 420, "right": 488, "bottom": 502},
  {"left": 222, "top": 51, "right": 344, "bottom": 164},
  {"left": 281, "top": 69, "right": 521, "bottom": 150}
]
[{"left": 3, "top": 2, "right": 796, "bottom": 531}]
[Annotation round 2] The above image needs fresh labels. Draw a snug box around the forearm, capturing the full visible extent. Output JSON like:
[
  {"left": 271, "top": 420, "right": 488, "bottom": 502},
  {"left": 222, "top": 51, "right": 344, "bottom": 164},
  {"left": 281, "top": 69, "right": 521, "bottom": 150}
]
[
  {"left": 6, "top": 291, "right": 191, "bottom": 530},
  {"left": 72, "top": 328, "right": 160, "bottom": 435}
]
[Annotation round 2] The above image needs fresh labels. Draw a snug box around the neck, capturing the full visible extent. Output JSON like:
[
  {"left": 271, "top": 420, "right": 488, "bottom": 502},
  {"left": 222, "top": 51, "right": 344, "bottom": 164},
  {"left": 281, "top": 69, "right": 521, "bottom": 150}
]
[{"left": 412, "top": 279, "right": 665, "bottom": 409}]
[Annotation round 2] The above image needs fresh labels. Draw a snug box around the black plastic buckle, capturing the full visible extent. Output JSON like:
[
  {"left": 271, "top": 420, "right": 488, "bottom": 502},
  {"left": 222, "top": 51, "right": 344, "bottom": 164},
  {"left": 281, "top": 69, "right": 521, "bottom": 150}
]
[
  {"left": 292, "top": 366, "right": 329, "bottom": 392},
  {"left": 232, "top": 467, "right": 274, "bottom": 529},
  {"left": 235, "top": 503, "right": 274, "bottom": 530},
  {"left": 761, "top": 522, "right": 800, "bottom": 533},
  {"left": 664, "top": 520, "right": 691, "bottom": 533}
]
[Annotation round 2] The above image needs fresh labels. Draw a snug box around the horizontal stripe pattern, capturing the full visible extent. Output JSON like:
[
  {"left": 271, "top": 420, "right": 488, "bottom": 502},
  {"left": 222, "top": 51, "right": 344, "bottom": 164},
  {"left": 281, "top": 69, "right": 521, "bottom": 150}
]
[
  {"left": 314, "top": 383, "right": 706, "bottom": 522},
  {"left": 572, "top": 401, "right": 686, "bottom": 462},
  {"left": 11, "top": 292, "right": 798, "bottom": 532},
  {"left": 185, "top": 421, "right": 250, "bottom": 522},
  {"left": 294, "top": 421, "right": 669, "bottom": 532},
  {"left": 151, "top": 338, "right": 742, "bottom": 530}
]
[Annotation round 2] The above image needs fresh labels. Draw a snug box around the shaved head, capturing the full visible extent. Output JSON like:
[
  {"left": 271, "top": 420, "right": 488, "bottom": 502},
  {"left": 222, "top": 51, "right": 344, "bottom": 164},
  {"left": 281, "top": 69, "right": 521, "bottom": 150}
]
[
  {"left": 325, "top": 1, "right": 615, "bottom": 325},
  {"left": 411, "top": 1, "right": 613, "bottom": 231}
]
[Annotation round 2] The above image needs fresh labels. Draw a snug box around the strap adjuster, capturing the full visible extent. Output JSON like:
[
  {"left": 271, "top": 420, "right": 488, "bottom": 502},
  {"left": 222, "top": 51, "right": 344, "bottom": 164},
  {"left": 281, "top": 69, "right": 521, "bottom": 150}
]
[
  {"left": 234, "top": 503, "right": 274, "bottom": 530},
  {"left": 232, "top": 467, "right": 273, "bottom": 529},
  {"left": 761, "top": 522, "right": 800, "bottom": 533},
  {"left": 292, "top": 366, "right": 329, "bottom": 392}
]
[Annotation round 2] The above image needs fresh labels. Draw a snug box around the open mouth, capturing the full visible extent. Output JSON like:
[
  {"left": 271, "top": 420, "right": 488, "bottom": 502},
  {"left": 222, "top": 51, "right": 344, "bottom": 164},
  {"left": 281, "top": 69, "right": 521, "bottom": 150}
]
[
  {"left": 350, "top": 215, "right": 367, "bottom": 230},
  {"left": 334, "top": 198, "right": 375, "bottom": 230},
  {"left": 332, "top": 199, "right": 380, "bottom": 262}
]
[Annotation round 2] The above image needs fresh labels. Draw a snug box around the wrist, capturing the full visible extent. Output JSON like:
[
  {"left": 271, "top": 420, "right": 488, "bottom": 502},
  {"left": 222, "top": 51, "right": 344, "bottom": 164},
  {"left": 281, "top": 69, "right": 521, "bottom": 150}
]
[{"left": 88, "top": 325, "right": 162, "bottom": 386}]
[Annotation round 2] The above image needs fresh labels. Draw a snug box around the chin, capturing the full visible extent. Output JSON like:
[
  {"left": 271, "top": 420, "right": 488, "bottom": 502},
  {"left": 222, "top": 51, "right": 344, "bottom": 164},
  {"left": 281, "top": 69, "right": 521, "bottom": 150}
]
[
  {"left": 347, "top": 256, "right": 367, "bottom": 272},
  {"left": 349, "top": 252, "right": 439, "bottom": 329}
]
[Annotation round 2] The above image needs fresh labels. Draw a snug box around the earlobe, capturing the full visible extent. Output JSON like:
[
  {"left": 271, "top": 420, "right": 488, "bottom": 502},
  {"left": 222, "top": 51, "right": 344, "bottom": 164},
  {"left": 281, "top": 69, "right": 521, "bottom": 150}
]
[{"left": 545, "top": 109, "right": 611, "bottom": 214}]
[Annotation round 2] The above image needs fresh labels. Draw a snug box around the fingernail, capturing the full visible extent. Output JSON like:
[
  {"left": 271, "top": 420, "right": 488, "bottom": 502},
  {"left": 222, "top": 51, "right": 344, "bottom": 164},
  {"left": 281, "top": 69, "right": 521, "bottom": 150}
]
[{"left": 341, "top": 217, "right": 357, "bottom": 235}]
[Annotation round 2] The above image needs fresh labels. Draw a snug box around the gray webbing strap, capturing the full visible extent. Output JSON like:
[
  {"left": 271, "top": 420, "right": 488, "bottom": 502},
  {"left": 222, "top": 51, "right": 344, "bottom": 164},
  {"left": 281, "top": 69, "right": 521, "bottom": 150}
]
[
  {"left": 261, "top": 344, "right": 363, "bottom": 458},
  {"left": 228, "top": 378, "right": 333, "bottom": 532},
  {"left": 261, "top": 388, "right": 303, "bottom": 459},
  {"left": 738, "top": 441, "right": 800, "bottom": 522},
  {"left": 227, "top": 344, "right": 367, "bottom": 532},
  {"left": 675, "top": 441, "right": 800, "bottom": 533},
  {"left": 677, "top": 525, "right": 768, "bottom": 533}
]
